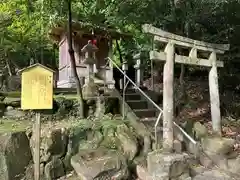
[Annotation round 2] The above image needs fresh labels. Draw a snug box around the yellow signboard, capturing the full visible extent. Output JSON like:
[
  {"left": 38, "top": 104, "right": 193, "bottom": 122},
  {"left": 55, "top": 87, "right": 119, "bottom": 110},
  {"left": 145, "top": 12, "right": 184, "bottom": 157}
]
[{"left": 20, "top": 64, "right": 54, "bottom": 110}]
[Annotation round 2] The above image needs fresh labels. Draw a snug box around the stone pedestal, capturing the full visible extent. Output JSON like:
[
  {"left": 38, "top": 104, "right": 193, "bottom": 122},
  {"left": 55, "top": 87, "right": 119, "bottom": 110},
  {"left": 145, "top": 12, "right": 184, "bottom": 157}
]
[
  {"left": 82, "top": 78, "right": 99, "bottom": 99},
  {"left": 147, "top": 150, "right": 191, "bottom": 180},
  {"left": 85, "top": 64, "right": 94, "bottom": 84},
  {"left": 94, "top": 94, "right": 105, "bottom": 118}
]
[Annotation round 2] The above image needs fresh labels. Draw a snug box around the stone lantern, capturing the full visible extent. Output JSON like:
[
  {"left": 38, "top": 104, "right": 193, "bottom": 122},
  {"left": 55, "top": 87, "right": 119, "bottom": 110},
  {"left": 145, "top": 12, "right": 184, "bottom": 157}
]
[
  {"left": 133, "top": 58, "right": 143, "bottom": 87},
  {"left": 81, "top": 40, "right": 99, "bottom": 99},
  {"left": 81, "top": 40, "right": 99, "bottom": 82}
]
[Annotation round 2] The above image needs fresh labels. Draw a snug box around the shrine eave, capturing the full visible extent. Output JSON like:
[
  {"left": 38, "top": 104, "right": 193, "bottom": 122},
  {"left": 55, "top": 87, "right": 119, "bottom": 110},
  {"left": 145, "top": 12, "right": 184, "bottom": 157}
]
[{"left": 49, "top": 20, "right": 133, "bottom": 42}]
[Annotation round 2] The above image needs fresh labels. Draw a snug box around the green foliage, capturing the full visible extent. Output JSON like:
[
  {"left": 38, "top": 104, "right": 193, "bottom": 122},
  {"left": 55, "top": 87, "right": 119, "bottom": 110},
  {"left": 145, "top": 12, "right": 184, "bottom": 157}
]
[
  {"left": 0, "top": 0, "right": 57, "bottom": 70},
  {"left": 1, "top": 0, "right": 240, "bottom": 87}
]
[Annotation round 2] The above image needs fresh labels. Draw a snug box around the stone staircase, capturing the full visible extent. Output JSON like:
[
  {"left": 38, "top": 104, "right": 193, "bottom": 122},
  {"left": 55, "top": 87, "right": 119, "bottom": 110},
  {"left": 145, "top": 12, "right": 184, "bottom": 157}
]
[
  {"left": 120, "top": 88, "right": 164, "bottom": 138},
  {"left": 120, "top": 88, "right": 238, "bottom": 180},
  {"left": 120, "top": 88, "right": 158, "bottom": 120}
]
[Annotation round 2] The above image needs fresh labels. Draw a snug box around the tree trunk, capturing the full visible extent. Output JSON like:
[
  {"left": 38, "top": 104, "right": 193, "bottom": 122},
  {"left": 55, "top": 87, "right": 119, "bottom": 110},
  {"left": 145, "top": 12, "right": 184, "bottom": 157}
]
[
  {"left": 115, "top": 40, "right": 123, "bottom": 64},
  {"left": 179, "top": 64, "right": 185, "bottom": 97},
  {"left": 5, "top": 59, "right": 12, "bottom": 76},
  {"left": 66, "top": 0, "right": 84, "bottom": 118},
  {"left": 179, "top": 21, "right": 190, "bottom": 101},
  {"left": 4, "top": 53, "right": 13, "bottom": 76},
  {"left": 176, "top": 22, "right": 190, "bottom": 116}
]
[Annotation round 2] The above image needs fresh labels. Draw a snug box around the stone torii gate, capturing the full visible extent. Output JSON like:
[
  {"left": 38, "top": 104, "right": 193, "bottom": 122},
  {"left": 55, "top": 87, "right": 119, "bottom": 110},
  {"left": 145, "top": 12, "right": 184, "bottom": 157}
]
[{"left": 142, "top": 24, "right": 230, "bottom": 151}]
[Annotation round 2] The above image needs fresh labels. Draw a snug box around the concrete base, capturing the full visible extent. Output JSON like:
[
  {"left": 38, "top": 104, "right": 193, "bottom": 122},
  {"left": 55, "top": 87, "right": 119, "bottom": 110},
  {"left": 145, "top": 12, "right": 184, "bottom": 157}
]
[
  {"left": 57, "top": 80, "right": 75, "bottom": 88},
  {"left": 147, "top": 150, "right": 191, "bottom": 180},
  {"left": 57, "top": 79, "right": 115, "bottom": 89}
]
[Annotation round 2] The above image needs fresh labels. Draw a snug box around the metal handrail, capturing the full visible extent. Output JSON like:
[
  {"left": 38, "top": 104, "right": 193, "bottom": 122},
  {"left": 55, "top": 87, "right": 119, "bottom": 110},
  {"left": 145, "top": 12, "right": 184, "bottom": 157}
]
[
  {"left": 105, "top": 57, "right": 163, "bottom": 147},
  {"left": 102, "top": 57, "right": 239, "bottom": 176},
  {"left": 155, "top": 111, "right": 163, "bottom": 148},
  {"left": 104, "top": 57, "right": 197, "bottom": 148},
  {"left": 105, "top": 57, "right": 162, "bottom": 112},
  {"left": 122, "top": 79, "right": 130, "bottom": 119}
]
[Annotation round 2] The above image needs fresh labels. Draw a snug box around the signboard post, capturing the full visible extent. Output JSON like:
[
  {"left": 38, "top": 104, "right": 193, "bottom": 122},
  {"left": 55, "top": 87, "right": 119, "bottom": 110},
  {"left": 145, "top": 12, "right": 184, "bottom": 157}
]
[{"left": 19, "top": 63, "right": 54, "bottom": 180}]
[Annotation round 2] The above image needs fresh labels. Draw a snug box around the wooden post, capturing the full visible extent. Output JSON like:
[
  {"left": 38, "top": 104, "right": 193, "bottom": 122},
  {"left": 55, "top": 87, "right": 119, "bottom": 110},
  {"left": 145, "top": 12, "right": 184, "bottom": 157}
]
[
  {"left": 209, "top": 52, "right": 222, "bottom": 136},
  {"left": 34, "top": 112, "right": 41, "bottom": 180},
  {"left": 162, "top": 42, "right": 175, "bottom": 152},
  {"left": 19, "top": 64, "right": 54, "bottom": 180}
]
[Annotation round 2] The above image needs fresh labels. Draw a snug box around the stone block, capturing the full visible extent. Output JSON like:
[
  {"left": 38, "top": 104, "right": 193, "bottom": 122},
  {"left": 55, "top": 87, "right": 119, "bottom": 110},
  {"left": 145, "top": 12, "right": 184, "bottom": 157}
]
[
  {"left": 71, "top": 149, "right": 129, "bottom": 179},
  {"left": 147, "top": 150, "right": 190, "bottom": 179},
  {"left": 0, "top": 131, "right": 32, "bottom": 180},
  {"left": 173, "top": 139, "right": 182, "bottom": 153},
  {"left": 199, "top": 152, "right": 213, "bottom": 168},
  {"left": 30, "top": 128, "right": 68, "bottom": 163},
  {"left": 45, "top": 157, "right": 65, "bottom": 180},
  {"left": 201, "top": 137, "right": 235, "bottom": 155},
  {"left": 227, "top": 158, "right": 240, "bottom": 174},
  {"left": 193, "top": 122, "right": 208, "bottom": 140},
  {"left": 25, "top": 163, "right": 45, "bottom": 180},
  {"left": 200, "top": 151, "right": 228, "bottom": 169},
  {"left": 4, "top": 106, "right": 25, "bottom": 118},
  {"left": 189, "top": 165, "right": 206, "bottom": 177},
  {"left": 136, "top": 165, "right": 149, "bottom": 180},
  {"left": 149, "top": 172, "right": 169, "bottom": 180},
  {"left": 172, "top": 173, "right": 192, "bottom": 180},
  {"left": 186, "top": 141, "right": 200, "bottom": 157},
  {"left": 193, "top": 169, "right": 234, "bottom": 180}
]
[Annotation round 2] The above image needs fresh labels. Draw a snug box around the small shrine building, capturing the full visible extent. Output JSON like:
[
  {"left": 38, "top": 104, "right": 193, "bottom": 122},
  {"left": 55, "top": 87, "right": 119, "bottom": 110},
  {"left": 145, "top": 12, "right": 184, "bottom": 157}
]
[{"left": 49, "top": 21, "right": 131, "bottom": 88}]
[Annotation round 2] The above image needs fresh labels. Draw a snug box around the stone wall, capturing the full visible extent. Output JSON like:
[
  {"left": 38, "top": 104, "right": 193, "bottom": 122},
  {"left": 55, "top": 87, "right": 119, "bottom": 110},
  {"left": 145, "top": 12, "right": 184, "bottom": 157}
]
[{"left": 0, "top": 113, "right": 152, "bottom": 180}]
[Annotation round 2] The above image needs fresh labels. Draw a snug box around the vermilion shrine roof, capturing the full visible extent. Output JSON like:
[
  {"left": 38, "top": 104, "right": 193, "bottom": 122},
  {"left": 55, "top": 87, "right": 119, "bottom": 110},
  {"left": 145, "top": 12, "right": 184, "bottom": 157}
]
[{"left": 49, "top": 20, "right": 132, "bottom": 42}]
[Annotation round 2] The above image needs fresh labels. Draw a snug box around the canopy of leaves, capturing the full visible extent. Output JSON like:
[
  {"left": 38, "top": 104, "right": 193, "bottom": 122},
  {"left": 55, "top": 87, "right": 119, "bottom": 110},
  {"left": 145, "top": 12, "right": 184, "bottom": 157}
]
[{"left": 1, "top": 0, "right": 240, "bottom": 82}]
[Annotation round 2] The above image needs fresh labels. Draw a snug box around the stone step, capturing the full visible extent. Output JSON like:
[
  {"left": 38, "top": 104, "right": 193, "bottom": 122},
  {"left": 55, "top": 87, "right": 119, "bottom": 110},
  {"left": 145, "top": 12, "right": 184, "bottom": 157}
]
[
  {"left": 134, "top": 109, "right": 156, "bottom": 118},
  {"left": 140, "top": 117, "right": 157, "bottom": 122},
  {"left": 126, "top": 100, "right": 148, "bottom": 109},
  {"left": 120, "top": 86, "right": 148, "bottom": 94},
  {"left": 140, "top": 118, "right": 158, "bottom": 129},
  {"left": 120, "top": 88, "right": 137, "bottom": 94},
  {"left": 124, "top": 94, "right": 142, "bottom": 101}
]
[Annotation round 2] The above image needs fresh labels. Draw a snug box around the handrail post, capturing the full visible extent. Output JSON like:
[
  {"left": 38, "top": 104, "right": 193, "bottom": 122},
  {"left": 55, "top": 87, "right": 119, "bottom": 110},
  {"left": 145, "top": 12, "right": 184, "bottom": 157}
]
[
  {"left": 122, "top": 61, "right": 128, "bottom": 119},
  {"left": 154, "top": 112, "right": 163, "bottom": 149}
]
